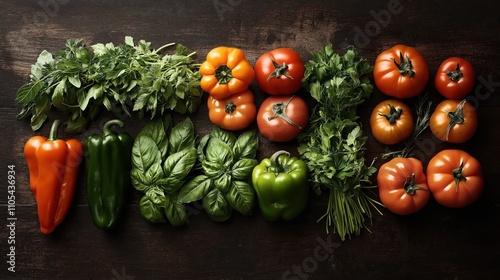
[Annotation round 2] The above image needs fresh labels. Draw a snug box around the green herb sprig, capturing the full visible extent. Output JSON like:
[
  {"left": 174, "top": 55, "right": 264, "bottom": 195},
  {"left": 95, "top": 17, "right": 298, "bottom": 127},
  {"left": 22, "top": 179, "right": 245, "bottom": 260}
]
[{"left": 15, "top": 37, "right": 202, "bottom": 133}]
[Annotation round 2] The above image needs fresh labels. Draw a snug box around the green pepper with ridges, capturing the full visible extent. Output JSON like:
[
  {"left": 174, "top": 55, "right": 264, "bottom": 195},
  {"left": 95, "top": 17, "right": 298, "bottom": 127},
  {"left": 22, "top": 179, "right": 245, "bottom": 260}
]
[
  {"left": 252, "top": 150, "right": 309, "bottom": 221},
  {"left": 83, "top": 119, "right": 133, "bottom": 229}
]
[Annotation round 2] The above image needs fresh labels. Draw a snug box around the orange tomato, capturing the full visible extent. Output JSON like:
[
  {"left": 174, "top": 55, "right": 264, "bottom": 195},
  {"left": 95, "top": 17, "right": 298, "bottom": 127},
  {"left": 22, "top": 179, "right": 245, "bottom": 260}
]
[
  {"left": 370, "top": 99, "right": 414, "bottom": 145},
  {"left": 430, "top": 99, "right": 477, "bottom": 143},
  {"left": 207, "top": 89, "right": 256, "bottom": 131}
]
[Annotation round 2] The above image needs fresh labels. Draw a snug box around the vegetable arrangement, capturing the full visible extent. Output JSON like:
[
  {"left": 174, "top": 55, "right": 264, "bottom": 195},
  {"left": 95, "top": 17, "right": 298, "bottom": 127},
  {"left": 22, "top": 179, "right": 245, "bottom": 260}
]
[
  {"left": 372, "top": 44, "right": 483, "bottom": 215},
  {"left": 18, "top": 37, "right": 486, "bottom": 240}
]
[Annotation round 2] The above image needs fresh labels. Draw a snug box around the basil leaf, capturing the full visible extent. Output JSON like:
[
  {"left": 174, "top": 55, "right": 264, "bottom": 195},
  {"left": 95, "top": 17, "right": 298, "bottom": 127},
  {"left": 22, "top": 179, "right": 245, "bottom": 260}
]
[
  {"left": 164, "top": 194, "right": 187, "bottom": 227},
  {"left": 178, "top": 175, "right": 212, "bottom": 203},
  {"left": 16, "top": 81, "right": 45, "bottom": 104},
  {"left": 160, "top": 148, "right": 197, "bottom": 193},
  {"left": 233, "top": 130, "right": 258, "bottom": 160},
  {"left": 169, "top": 117, "right": 195, "bottom": 154},
  {"left": 206, "top": 138, "right": 234, "bottom": 165},
  {"left": 137, "top": 118, "right": 169, "bottom": 158},
  {"left": 131, "top": 168, "right": 150, "bottom": 193},
  {"left": 214, "top": 173, "right": 231, "bottom": 193},
  {"left": 139, "top": 195, "right": 166, "bottom": 223},
  {"left": 231, "top": 158, "right": 258, "bottom": 180},
  {"left": 226, "top": 180, "right": 254, "bottom": 216},
  {"left": 210, "top": 126, "right": 236, "bottom": 147},
  {"left": 196, "top": 134, "right": 210, "bottom": 163},
  {"left": 146, "top": 162, "right": 164, "bottom": 184},
  {"left": 201, "top": 160, "right": 224, "bottom": 179},
  {"left": 145, "top": 186, "right": 166, "bottom": 205},
  {"left": 132, "top": 135, "right": 161, "bottom": 174},
  {"left": 202, "top": 188, "right": 232, "bottom": 222}
]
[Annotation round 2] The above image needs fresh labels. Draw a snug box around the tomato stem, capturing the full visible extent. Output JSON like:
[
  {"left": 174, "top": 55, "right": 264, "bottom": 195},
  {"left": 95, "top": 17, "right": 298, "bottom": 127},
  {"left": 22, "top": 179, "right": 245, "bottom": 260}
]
[
  {"left": 378, "top": 103, "right": 403, "bottom": 124},
  {"left": 268, "top": 57, "right": 293, "bottom": 81},
  {"left": 446, "top": 99, "right": 467, "bottom": 141},
  {"left": 215, "top": 65, "right": 232, "bottom": 84},
  {"left": 225, "top": 101, "right": 237, "bottom": 114},
  {"left": 452, "top": 161, "right": 467, "bottom": 192},
  {"left": 394, "top": 52, "right": 415, "bottom": 77},
  {"left": 268, "top": 95, "right": 302, "bottom": 129},
  {"left": 403, "top": 173, "right": 428, "bottom": 195},
  {"left": 446, "top": 62, "right": 464, "bottom": 82}
]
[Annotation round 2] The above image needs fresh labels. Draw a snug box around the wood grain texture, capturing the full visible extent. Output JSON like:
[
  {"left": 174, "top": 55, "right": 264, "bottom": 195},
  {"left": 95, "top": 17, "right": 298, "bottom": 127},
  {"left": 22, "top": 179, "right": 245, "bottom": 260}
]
[{"left": 1, "top": 0, "right": 499, "bottom": 279}]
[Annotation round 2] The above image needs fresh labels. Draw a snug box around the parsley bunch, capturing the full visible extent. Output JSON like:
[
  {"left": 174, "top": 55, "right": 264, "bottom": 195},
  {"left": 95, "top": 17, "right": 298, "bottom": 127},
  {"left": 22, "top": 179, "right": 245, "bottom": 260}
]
[
  {"left": 15, "top": 37, "right": 202, "bottom": 133},
  {"left": 299, "top": 45, "right": 382, "bottom": 240}
]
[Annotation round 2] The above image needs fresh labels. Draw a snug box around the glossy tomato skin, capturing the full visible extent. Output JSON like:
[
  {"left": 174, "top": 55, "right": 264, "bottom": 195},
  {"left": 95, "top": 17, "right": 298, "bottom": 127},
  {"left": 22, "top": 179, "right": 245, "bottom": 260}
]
[
  {"left": 207, "top": 89, "right": 256, "bottom": 131},
  {"left": 370, "top": 99, "right": 414, "bottom": 145},
  {"left": 427, "top": 149, "right": 484, "bottom": 208},
  {"left": 254, "top": 48, "right": 305, "bottom": 95},
  {"left": 435, "top": 57, "right": 475, "bottom": 99},
  {"left": 374, "top": 44, "right": 429, "bottom": 98},
  {"left": 377, "top": 157, "right": 430, "bottom": 215},
  {"left": 430, "top": 99, "right": 477, "bottom": 143},
  {"left": 257, "top": 95, "right": 308, "bottom": 142}
]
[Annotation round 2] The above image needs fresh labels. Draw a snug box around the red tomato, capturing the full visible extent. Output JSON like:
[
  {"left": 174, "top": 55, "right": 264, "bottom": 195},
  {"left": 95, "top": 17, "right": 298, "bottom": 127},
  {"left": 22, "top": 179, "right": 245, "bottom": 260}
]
[
  {"left": 430, "top": 99, "right": 477, "bottom": 143},
  {"left": 377, "top": 157, "right": 430, "bottom": 215},
  {"left": 254, "top": 48, "right": 305, "bottom": 95},
  {"left": 257, "top": 95, "right": 308, "bottom": 142},
  {"left": 373, "top": 44, "right": 429, "bottom": 98},
  {"left": 427, "top": 149, "right": 484, "bottom": 208},
  {"left": 435, "top": 57, "right": 475, "bottom": 99}
]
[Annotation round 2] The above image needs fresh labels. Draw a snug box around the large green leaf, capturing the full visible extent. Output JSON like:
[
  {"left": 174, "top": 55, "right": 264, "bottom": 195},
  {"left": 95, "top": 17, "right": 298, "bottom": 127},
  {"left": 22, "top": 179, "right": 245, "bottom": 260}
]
[
  {"left": 226, "top": 180, "right": 254, "bottom": 216},
  {"left": 160, "top": 148, "right": 197, "bottom": 193},
  {"left": 164, "top": 194, "right": 187, "bottom": 227},
  {"left": 202, "top": 188, "right": 231, "bottom": 222},
  {"left": 131, "top": 135, "right": 161, "bottom": 174},
  {"left": 169, "top": 117, "right": 195, "bottom": 154},
  {"left": 233, "top": 130, "right": 258, "bottom": 160},
  {"left": 178, "top": 175, "right": 212, "bottom": 203}
]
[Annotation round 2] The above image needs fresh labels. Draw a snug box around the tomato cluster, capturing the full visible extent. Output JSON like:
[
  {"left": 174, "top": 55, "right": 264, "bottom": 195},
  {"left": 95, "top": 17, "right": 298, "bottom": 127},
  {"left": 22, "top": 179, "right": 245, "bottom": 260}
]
[
  {"left": 372, "top": 44, "right": 483, "bottom": 215},
  {"left": 200, "top": 47, "right": 308, "bottom": 142}
]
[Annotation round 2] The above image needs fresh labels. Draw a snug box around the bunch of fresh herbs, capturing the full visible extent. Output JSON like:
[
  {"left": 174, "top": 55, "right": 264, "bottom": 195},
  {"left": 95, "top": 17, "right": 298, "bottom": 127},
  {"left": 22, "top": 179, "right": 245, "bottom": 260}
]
[
  {"left": 15, "top": 36, "right": 202, "bottom": 133},
  {"left": 178, "top": 126, "right": 259, "bottom": 222},
  {"left": 131, "top": 115, "right": 197, "bottom": 226},
  {"left": 298, "top": 45, "right": 381, "bottom": 240}
]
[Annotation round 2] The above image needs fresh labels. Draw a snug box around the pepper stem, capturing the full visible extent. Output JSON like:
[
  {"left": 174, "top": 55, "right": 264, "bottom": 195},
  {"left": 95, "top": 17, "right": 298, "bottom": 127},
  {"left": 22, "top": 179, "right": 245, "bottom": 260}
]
[
  {"left": 268, "top": 95, "right": 302, "bottom": 129},
  {"left": 269, "top": 150, "right": 290, "bottom": 174},
  {"left": 379, "top": 103, "right": 403, "bottom": 124},
  {"left": 403, "top": 173, "right": 428, "bottom": 195},
  {"left": 452, "top": 161, "right": 467, "bottom": 192},
  {"left": 446, "top": 99, "right": 467, "bottom": 141},
  {"left": 393, "top": 52, "right": 415, "bottom": 77},
  {"left": 103, "top": 119, "right": 124, "bottom": 136},
  {"left": 268, "top": 57, "right": 293, "bottom": 81},
  {"left": 215, "top": 65, "right": 232, "bottom": 84},
  {"left": 446, "top": 62, "right": 464, "bottom": 82},
  {"left": 48, "top": 119, "right": 61, "bottom": 141}
]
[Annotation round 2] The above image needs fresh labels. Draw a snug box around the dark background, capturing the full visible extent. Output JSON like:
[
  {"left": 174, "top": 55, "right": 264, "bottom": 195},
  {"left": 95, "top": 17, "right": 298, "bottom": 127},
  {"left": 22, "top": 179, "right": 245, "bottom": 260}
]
[{"left": 1, "top": 0, "right": 499, "bottom": 279}]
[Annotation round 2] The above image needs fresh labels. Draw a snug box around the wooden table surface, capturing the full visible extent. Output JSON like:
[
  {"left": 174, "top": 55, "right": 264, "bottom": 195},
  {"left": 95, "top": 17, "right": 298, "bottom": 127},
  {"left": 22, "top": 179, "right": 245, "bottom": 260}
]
[{"left": 1, "top": 0, "right": 499, "bottom": 279}]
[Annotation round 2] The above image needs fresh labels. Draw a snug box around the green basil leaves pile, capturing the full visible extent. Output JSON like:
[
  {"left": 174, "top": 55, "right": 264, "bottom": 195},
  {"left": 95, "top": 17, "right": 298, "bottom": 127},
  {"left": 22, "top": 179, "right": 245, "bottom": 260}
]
[
  {"left": 16, "top": 36, "right": 202, "bottom": 133},
  {"left": 131, "top": 115, "right": 197, "bottom": 226},
  {"left": 178, "top": 126, "right": 259, "bottom": 222}
]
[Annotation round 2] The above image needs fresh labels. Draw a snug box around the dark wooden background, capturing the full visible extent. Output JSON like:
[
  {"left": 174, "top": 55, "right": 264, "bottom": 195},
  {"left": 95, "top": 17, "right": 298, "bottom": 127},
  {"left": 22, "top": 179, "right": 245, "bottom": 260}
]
[{"left": 1, "top": 0, "right": 499, "bottom": 279}]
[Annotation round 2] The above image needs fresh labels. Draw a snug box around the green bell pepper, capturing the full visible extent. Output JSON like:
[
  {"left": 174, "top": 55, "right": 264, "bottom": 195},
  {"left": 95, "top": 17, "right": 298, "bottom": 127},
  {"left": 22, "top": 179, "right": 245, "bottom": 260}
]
[
  {"left": 83, "top": 119, "right": 133, "bottom": 229},
  {"left": 252, "top": 150, "right": 309, "bottom": 221}
]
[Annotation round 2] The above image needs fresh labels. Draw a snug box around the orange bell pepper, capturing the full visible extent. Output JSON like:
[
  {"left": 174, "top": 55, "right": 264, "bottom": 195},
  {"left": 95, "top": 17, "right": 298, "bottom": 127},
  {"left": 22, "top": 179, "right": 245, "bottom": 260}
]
[
  {"left": 199, "top": 47, "right": 255, "bottom": 99},
  {"left": 24, "top": 119, "right": 83, "bottom": 234}
]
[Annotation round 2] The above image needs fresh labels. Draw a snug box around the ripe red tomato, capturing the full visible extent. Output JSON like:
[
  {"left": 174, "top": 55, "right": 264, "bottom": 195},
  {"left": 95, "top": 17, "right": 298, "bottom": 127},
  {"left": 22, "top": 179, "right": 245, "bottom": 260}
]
[
  {"left": 373, "top": 44, "right": 429, "bottom": 98},
  {"left": 370, "top": 99, "right": 414, "bottom": 145},
  {"left": 257, "top": 95, "right": 308, "bottom": 142},
  {"left": 254, "top": 48, "right": 305, "bottom": 95},
  {"left": 427, "top": 149, "right": 484, "bottom": 208},
  {"left": 430, "top": 99, "right": 477, "bottom": 143},
  {"left": 207, "top": 89, "right": 256, "bottom": 131},
  {"left": 435, "top": 57, "right": 475, "bottom": 99},
  {"left": 377, "top": 157, "right": 430, "bottom": 215}
]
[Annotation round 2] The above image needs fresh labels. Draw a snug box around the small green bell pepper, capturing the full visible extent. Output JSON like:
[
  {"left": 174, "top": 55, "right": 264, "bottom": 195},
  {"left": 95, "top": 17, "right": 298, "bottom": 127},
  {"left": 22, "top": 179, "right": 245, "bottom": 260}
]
[
  {"left": 252, "top": 150, "right": 309, "bottom": 221},
  {"left": 83, "top": 119, "right": 133, "bottom": 229}
]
